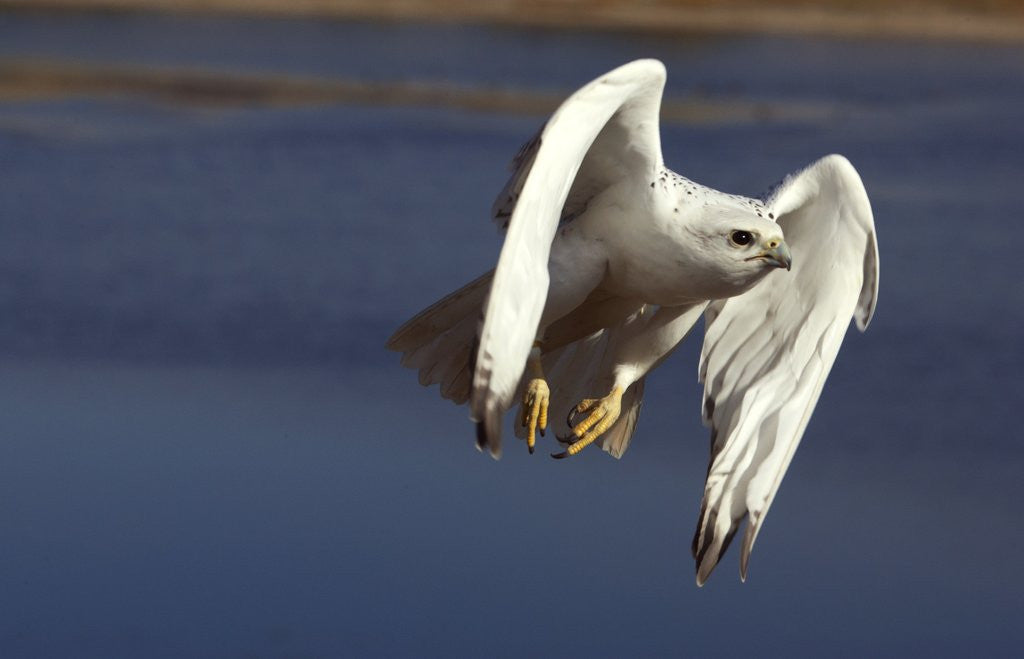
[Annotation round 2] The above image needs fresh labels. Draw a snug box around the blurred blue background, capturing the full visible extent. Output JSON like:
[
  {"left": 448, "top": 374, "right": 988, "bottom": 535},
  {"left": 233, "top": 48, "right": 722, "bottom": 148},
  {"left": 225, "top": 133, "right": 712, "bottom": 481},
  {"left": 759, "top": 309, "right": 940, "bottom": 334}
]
[{"left": 0, "top": 8, "right": 1022, "bottom": 657}]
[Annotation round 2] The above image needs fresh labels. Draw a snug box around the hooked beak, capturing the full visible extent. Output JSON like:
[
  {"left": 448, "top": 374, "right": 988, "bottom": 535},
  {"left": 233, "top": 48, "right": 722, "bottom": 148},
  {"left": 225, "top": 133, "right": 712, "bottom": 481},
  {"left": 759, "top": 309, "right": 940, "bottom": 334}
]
[{"left": 748, "top": 240, "right": 792, "bottom": 271}]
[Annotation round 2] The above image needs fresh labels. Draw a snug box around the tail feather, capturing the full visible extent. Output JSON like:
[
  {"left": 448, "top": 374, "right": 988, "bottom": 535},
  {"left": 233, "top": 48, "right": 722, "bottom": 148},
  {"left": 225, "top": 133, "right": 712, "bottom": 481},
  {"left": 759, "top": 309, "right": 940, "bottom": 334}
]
[
  {"left": 387, "top": 271, "right": 493, "bottom": 405},
  {"left": 386, "top": 270, "right": 493, "bottom": 353},
  {"left": 595, "top": 377, "right": 644, "bottom": 459},
  {"left": 443, "top": 362, "right": 473, "bottom": 404}
]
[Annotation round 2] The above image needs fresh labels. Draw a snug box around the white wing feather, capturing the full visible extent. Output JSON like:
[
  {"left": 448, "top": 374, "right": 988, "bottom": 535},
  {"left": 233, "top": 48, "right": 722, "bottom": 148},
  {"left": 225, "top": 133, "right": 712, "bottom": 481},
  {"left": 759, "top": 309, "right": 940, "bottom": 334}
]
[
  {"left": 693, "top": 154, "right": 879, "bottom": 585},
  {"left": 470, "top": 59, "right": 667, "bottom": 457}
]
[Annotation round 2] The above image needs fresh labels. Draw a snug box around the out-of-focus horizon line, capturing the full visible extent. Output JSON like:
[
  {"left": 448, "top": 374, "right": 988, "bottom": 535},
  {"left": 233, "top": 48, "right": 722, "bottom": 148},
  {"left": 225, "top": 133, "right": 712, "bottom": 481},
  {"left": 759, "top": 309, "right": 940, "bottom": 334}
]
[
  {"left": 2, "top": 0, "right": 1024, "bottom": 43},
  {"left": 0, "top": 58, "right": 844, "bottom": 121}
]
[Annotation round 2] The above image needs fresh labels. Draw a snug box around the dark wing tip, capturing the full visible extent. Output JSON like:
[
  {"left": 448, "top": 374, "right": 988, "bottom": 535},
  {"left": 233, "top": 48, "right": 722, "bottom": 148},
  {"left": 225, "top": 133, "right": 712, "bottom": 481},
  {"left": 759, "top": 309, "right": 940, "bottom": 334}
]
[
  {"left": 693, "top": 514, "right": 742, "bottom": 586},
  {"left": 474, "top": 416, "right": 502, "bottom": 460},
  {"left": 475, "top": 420, "right": 487, "bottom": 451}
]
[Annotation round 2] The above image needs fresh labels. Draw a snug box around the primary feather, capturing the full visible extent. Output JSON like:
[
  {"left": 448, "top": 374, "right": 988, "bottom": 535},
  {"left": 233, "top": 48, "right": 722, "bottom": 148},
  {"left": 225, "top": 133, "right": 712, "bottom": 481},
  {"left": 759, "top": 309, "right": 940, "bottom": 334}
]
[{"left": 694, "top": 155, "right": 878, "bottom": 584}]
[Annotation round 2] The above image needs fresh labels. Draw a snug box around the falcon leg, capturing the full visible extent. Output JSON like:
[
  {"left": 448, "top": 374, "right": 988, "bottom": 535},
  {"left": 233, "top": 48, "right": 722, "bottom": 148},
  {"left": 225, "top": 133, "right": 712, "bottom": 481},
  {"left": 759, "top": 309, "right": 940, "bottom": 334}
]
[
  {"left": 552, "top": 386, "right": 623, "bottom": 459},
  {"left": 519, "top": 342, "right": 549, "bottom": 454}
]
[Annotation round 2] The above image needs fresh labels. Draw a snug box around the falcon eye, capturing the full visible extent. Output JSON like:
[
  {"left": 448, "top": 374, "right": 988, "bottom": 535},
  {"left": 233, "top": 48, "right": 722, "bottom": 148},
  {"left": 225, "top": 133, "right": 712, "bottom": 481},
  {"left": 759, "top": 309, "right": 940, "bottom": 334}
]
[{"left": 730, "top": 230, "right": 753, "bottom": 246}]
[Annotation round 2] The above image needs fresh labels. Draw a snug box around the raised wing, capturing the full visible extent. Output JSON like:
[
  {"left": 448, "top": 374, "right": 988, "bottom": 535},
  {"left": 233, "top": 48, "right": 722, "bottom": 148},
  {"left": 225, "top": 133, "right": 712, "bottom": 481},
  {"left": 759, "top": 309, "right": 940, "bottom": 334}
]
[
  {"left": 471, "top": 59, "right": 667, "bottom": 457},
  {"left": 693, "top": 154, "right": 879, "bottom": 585}
]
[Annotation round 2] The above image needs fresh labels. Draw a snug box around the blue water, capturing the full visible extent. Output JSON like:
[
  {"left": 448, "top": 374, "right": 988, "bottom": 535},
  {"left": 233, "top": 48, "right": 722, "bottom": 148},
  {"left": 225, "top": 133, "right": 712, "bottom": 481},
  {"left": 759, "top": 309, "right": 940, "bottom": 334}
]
[{"left": 0, "top": 10, "right": 1022, "bottom": 657}]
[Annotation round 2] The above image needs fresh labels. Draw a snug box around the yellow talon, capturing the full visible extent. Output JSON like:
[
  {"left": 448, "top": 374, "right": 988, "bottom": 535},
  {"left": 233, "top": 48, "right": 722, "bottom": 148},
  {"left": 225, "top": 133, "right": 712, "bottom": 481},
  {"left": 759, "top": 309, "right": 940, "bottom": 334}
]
[
  {"left": 521, "top": 344, "right": 549, "bottom": 455},
  {"left": 522, "top": 378, "right": 549, "bottom": 454},
  {"left": 552, "top": 386, "right": 623, "bottom": 459}
]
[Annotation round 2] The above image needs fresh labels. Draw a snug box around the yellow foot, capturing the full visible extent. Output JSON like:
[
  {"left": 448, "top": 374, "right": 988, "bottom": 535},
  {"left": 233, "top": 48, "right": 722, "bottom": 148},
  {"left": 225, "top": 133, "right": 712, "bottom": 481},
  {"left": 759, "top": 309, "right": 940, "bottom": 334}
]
[
  {"left": 519, "top": 378, "right": 549, "bottom": 454},
  {"left": 552, "top": 386, "right": 623, "bottom": 459}
]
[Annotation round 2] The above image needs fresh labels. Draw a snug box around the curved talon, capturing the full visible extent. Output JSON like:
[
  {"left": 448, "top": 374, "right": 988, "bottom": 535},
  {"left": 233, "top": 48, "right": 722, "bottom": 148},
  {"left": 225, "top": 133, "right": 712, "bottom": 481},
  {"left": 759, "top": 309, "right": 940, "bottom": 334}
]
[
  {"left": 567, "top": 399, "right": 597, "bottom": 427},
  {"left": 551, "top": 450, "right": 569, "bottom": 460},
  {"left": 561, "top": 386, "right": 624, "bottom": 458}
]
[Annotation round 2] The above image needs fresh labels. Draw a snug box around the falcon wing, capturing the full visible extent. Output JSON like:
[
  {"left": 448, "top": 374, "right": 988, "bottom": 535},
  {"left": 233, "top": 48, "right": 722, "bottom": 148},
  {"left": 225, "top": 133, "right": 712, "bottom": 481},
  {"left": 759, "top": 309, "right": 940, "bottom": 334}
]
[
  {"left": 471, "top": 59, "right": 667, "bottom": 457},
  {"left": 693, "top": 154, "right": 879, "bottom": 585}
]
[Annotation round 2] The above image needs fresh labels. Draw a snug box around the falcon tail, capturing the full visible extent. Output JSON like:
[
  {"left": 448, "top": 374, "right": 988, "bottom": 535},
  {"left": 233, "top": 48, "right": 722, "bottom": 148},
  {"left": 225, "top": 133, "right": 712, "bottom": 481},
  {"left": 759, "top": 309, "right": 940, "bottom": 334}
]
[{"left": 386, "top": 271, "right": 493, "bottom": 405}]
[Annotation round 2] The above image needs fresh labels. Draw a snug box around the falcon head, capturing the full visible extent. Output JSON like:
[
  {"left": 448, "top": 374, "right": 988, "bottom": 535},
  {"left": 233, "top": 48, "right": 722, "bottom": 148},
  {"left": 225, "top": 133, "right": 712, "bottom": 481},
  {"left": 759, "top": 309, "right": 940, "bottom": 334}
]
[{"left": 689, "top": 215, "right": 792, "bottom": 299}]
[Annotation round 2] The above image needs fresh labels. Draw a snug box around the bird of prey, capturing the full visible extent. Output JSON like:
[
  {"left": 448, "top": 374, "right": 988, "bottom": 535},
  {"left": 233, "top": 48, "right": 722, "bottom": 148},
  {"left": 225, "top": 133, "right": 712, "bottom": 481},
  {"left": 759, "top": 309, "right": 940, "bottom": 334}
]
[{"left": 387, "top": 59, "right": 878, "bottom": 584}]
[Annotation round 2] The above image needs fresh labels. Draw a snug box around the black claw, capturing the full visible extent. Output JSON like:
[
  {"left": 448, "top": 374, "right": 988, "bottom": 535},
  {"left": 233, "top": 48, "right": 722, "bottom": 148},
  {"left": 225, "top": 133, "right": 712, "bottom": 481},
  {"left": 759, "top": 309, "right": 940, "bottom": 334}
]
[
  {"left": 529, "top": 445, "right": 535, "bottom": 455},
  {"left": 540, "top": 427, "right": 545, "bottom": 437},
  {"left": 551, "top": 451, "right": 568, "bottom": 460}
]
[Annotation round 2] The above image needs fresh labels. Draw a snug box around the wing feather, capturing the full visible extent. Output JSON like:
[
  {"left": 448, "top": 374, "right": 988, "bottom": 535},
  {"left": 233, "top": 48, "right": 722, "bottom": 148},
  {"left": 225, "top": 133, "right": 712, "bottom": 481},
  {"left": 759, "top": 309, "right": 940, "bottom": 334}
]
[
  {"left": 693, "top": 154, "right": 879, "bottom": 584},
  {"left": 470, "top": 59, "right": 667, "bottom": 457}
]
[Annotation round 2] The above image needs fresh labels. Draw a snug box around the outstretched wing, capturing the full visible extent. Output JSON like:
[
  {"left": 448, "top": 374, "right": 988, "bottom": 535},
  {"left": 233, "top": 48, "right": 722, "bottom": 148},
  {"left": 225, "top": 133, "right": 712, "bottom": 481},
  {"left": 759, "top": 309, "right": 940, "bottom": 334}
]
[
  {"left": 693, "top": 154, "right": 879, "bottom": 585},
  {"left": 471, "top": 59, "right": 667, "bottom": 457}
]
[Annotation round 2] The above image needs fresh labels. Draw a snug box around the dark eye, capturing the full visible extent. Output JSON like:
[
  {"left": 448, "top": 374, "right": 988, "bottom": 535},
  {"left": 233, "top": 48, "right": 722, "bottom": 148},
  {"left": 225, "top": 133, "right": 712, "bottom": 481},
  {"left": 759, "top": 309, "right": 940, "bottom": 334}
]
[{"left": 730, "top": 230, "right": 753, "bottom": 246}]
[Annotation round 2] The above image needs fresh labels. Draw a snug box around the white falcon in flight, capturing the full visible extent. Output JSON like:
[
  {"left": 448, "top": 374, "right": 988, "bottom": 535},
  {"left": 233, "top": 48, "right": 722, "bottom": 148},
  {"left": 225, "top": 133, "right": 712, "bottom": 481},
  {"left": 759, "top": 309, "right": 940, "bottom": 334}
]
[{"left": 387, "top": 59, "right": 879, "bottom": 584}]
